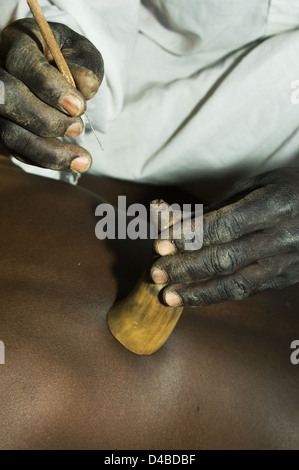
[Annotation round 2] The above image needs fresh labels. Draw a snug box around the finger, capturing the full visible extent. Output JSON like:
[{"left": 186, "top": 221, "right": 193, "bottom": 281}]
[
  {"left": 203, "top": 182, "right": 299, "bottom": 246},
  {"left": 56, "top": 23, "right": 104, "bottom": 99},
  {"left": 154, "top": 183, "right": 299, "bottom": 256},
  {"left": 0, "top": 67, "right": 83, "bottom": 138},
  {"left": 153, "top": 206, "right": 202, "bottom": 255},
  {"left": 154, "top": 218, "right": 201, "bottom": 256},
  {"left": 206, "top": 167, "right": 299, "bottom": 212},
  {"left": 153, "top": 173, "right": 273, "bottom": 256},
  {"left": 162, "top": 252, "right": 299, "bottom": 306},
  {"left": 204, "top": 172, "right": 268, "bottom": 213},
  {"left": 151, "top": 222, "right": 299, "bottom": 284},
  {"left": 0, "top": 117, "right": 91, "bottom": 173},
  {"left": 2, "top": 19, "right": 86, "bottom": 116}
]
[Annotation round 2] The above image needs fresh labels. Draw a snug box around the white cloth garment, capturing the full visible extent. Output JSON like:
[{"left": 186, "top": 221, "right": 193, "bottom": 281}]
[{"left": 1, "top": 0, "right": 299, "bottom": 199}]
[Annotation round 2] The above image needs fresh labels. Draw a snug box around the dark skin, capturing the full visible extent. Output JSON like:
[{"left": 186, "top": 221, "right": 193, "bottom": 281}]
[
  {"left": 151, "top": 168, "right": 299, "bottom": 306},
  {"left": 0, "top": 19, "right": 103, "bottom": 172},
  {"left": 1, "top": 19, "right": 298, "bottom": 306},
  {"left": 0, "top": 156, "right": 299, "bottom": 450}
]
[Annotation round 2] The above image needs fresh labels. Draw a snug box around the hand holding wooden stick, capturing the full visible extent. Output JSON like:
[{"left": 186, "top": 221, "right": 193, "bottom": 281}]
[
  {"left": 26, "top": 0, "right": 76, "bottom": 87},
  {"left": 26, "top": 0, "right": 104, "bottom": 150}
]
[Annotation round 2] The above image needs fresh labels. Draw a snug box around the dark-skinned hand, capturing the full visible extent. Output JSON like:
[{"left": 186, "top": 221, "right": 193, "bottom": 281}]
[
  {"left": 0, "top": 19, "right": 103, "bottom": 172},
  {"left": 151, "top": 168, "right": 299, "bottom": 306}
]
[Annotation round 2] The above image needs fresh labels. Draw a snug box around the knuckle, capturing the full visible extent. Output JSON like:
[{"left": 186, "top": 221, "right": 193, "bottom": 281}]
[
  {"left": 229, "top": 214, "right": 243, "bottom": 239},
  {"left": 163, "top": 254, "right": 199, "bottom": 282},
  {"left": 270, "top": 183, "right": 299, "bottom": 216},
  {"left": 273, "top": 254, "right": 299, "bottom": 286},
  {"left": 276, "top": 225, "right": 299, "bottom": 250},
  {"left": 210, "top": 245, "right": 240, "bottom": 274},
  {"left": 2, "top": 21, "right": 38, "bottom": 69},
  {"left": 183, "top": 287, "right": 211, "bottom": 306},
  {"left": 0, "top": 118, "right": 10, "bottom": 140},
  {"left": 222, "top": 213, "right": 243, "bottom": 240},
  {"left": 183, "top": 260, "right": 200, "bottom": 281},
  {"left": 0, "top": 119, "right": 20, "bottom": 148},
  {"left": 207, "top": 209, "right": 244, "bottom": 243},
  {"left": 282, "top": 186, "right": 299, "bottom": 214},
  {"left": 4, "top": 128, "right": 34, "bottom": 158},
  {"left": 219, "top": 275, "right": 253, "bottom": 301}
]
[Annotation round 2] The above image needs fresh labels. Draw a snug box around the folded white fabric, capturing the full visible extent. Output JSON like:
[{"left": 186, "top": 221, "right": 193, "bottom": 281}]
[{"left": 2, "top": 0, "right": 299, "bottom": 199}]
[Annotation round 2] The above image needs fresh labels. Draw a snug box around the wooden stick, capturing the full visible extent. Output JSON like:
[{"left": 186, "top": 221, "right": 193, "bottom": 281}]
[
  {"left": 26, "top": 0, "right": 76, "bottom": 88},
  {"left": 26, "top": 0, "right": 104, "bottom": 150}
]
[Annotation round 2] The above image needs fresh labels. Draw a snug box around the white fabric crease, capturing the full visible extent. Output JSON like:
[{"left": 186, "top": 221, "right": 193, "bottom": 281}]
[{"left": 1, "top": 0, "right": 299, "bottom": 198}]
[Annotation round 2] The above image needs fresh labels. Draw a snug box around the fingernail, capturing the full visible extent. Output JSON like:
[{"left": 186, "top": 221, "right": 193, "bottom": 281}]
[
  {"left": 165, "top": 291, "right": 182, "bottom": 307},
  {"left": 61, "top": 95, "right": 83, "bottom": 116},
  {"left": 65, "top": 122, "right": 83, "bottom": 138},
  {"left": 151, "top": 268, "right": 167, "bottom": 284},
  {"left": 71, "top": 156, "right": 91, "bottom": 173},
  {"left": 157, "top": 240, "right": 176, "bottom": 256}
]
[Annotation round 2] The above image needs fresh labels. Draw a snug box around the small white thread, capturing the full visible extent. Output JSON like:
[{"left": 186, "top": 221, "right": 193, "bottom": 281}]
[{"left": 84, "top": 112, "right": 104, "bottom": 151}]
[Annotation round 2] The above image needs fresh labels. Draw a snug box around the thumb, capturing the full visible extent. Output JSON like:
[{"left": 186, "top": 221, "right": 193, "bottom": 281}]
[
  {"left": 54, "top": 22, "right": 104, "bottom": 100},
  {"left": 2, "top": 18, "right": 104, "bottom": 115}
]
